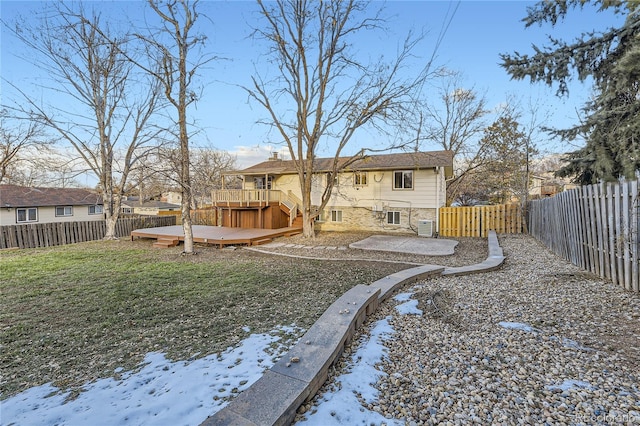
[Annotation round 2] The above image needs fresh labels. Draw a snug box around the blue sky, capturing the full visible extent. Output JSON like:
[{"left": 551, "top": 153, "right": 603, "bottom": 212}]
[{"left": 1, "top": 1, "right": 624, "bottom": 170}]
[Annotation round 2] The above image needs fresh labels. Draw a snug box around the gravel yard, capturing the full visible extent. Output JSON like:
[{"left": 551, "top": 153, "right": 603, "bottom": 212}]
[
  {"left": 300, "top": 234, "right": 640, "bottom": 425},
  {"left": 250, "top": 231, "right": 488, "bottom": 266}
]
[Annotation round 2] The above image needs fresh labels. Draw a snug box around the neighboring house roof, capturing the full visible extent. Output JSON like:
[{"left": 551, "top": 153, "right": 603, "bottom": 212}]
[
  {"left": 0, "top": 185, "right": 102, "bottom": 208},
  {"left": 232, "top": 150, "right": 454, "bottom": 176}
]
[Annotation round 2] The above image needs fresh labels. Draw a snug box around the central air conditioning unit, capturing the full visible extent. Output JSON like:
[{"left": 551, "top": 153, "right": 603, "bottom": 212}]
[{"left": 417, "top": 220, "right": 433, "bottom": 237}]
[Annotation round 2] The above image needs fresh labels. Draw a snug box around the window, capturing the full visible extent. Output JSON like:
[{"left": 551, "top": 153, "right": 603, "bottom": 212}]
[
  {"left": 17, "top": 208, "right": 38, "bottom": 223},
  {"left": 327, "top": 173, "right": 339, "bottom": 187},
  {"left": 354, "top": 172, "right": 367, "bottom": 186},
  {"left": 89, "top": 205, "right": 103, "bottom": 215},
  {"left": 55, "top": 206, "right": 73, "bottom": 217},
  {"left": 315, "top": 210, "right": 326, "bottom": 222},
  {"left": 122, "top": 207, "right": 133, "bottom": 214},
  {"left": 255, "top": 176, "right": 273, "bottom": 190},
  {"left": 393, "top": 171, "right": 413, "bottom": 189},
  {"left": 331, "top": 210, "right": 343, "bottom": 222},
  {"left": 387, "top": 211, "right": 401, "bottom": 225}
]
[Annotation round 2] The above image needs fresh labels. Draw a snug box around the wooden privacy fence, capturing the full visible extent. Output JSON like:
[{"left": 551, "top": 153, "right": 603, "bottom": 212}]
[
  {"left": 157, "top": 208, "right": 219, "bottom": 226},
  {"left": 528, "top": 178, "right": 639, "bottom": 293},
  {"left": 439, "top": 204, "right": 524, "bottom": 237},
  {"left": 191, "top": 208, "right": 218, "bottom": 226},
  {"left": 0, "top": 216, "right": 176, "bottom": 250}
]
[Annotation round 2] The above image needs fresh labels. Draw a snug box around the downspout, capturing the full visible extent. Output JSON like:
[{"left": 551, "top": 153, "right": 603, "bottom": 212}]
[
  {"left": 264, "top": 173, "right": 268, "bottom": 205},
  {"left": 435, "top": 167, "right": 440, "bottom": 237}
]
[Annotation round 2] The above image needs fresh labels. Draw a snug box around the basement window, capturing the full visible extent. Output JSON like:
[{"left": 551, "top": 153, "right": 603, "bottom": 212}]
[{"left": 387, "top": 211, "right": 401, "bottom": 225}]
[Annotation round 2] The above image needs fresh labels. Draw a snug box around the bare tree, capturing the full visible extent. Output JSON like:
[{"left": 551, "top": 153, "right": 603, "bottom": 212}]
[
  {"left": 125, "top": 148, "right": 175, "bottom": 201},
  {"left": 5, "top": 3, "right": 163, "bottom": 239},
  {"left": 135, "top": 145, "right": 235, "bottom": 210},
  {"left": 247, "top": 0, "right": 438, "bottom": 237},
  {"left": 412, "top": 71, "right": 490, "bottom": 204},
  {"left": 0, "top": 110, "right": 50, "bottom": 184},
  {"left": 133, "top": 0, "right": 213, "bottom": 254},
  {"left": 417, "top": 71, "right": 489, "bottom": 154},
  {"left": 190, "top": 148, "right": 236, "bottom": 208}
]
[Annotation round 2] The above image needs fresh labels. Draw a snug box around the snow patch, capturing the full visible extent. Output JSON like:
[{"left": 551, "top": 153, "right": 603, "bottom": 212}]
[
  {"left": 393, "top": 292, "right": 423, "bottom": 315},
  {"left": 2, "top": 326, "right": 298, "bottom": 426},
  {"left": 296, "top": 316, "right": 403, "bottom": 425},
  {"left": 498, "top": 321, "right": 539, "bottom": 333},
  {"left": 546, "top": 379, "right": 594, "bottom": 392}
]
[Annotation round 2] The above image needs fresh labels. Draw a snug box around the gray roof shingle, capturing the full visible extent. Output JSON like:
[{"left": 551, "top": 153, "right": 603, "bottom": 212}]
[
  {"left": 0, "top": 185, "right": 102, "bottom": 208},
  {"left": 233, "top": 150, "right": 454, "bottom": 176}
]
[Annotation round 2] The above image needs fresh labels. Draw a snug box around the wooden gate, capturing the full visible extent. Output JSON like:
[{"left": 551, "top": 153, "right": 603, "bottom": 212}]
[{"left": 439, "top": 204, "right": 524, "bottom": 237}]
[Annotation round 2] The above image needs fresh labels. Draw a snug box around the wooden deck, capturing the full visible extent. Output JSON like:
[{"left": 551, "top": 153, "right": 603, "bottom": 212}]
[{"left": 130, "top": 225, "right": 302, "bottom": 248}]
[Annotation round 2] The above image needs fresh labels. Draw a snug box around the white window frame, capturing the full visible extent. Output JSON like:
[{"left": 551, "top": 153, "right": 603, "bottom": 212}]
[
  {"left": 387, "top": 211, "right": 401, "bottom": 225},
  {"left": 16, "top": 207, "right": 38, "bottom": 223},
  {"left": 330, "top": 210, "right": 343, "bottom": 222},
  {"left": 353, "top": 171, "right": 368, "bottom": 187},
  {"left": 254, "top": 176, "right": 273, "bottom": 190},
  {"left": 89, "top": 205, "right": 103, "bottom": 215},
  {"left": 122, "top": 207, "right": 133, "bottom": 214},
  {"left": 327, "top": 172, "right": 339, "bottom": 189},
  {"left": 393, "top": 170, "right": 413, "bottom": 190},
  {"left": 55, "top": 206, "right": 73, "bottom": 217}
]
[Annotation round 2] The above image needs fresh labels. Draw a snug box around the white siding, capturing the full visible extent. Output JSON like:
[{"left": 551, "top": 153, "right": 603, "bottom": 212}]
[
  {"left": 237, "top": 157, "right": 450, "bottom": 233},
  {"left": 263, "top": 168, "right": 445, "bottom": 210},
  {"left": 39, "top": 206, "right": 103, "bottom": 223},
  {"left": 0, "top": 205, "right": 103, "bottom": 225},
  {"left": 0, "top": 209, "right": 18, "bottom": 225},
  {"left": 324, "top": 169, "right": 441, "bottom": 210}
]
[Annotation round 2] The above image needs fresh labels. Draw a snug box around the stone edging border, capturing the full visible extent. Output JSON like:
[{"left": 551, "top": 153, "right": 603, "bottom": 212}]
[{"left": 202, "top": 231, "right": 504, "bottom": 426}]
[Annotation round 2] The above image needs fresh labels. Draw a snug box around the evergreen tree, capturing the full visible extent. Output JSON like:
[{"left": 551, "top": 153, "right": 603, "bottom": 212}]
[
  {"left": 478, "top": 115, "right": 533, "bottom": 204},
  {"left": 500, "top": 1, "right": 640, "bottom": 184}
]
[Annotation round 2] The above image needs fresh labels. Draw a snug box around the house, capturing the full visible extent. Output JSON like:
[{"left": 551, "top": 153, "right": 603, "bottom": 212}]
[
  {"left": 120, "top": 196, "right": 181, "bottom": 216},
  {"left": 528, "top": 174, "right": 578, "bottom": 199},
  {"left": 0, "top": 184, "right": 103, "bottom": 226},
  {"left": 212, "top": 150, "right": 454, "bottom": 235}
]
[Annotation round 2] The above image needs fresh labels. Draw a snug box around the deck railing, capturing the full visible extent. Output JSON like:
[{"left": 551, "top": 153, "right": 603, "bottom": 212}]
[
  {"left": 211, "top": 189, "right": 283, "bottom": 206},
  {"left": 212, "top": 189, "right": 302, "bottom": 226},
  {"left": 286, "top": 190, "right": 303, "bottom": 208}
]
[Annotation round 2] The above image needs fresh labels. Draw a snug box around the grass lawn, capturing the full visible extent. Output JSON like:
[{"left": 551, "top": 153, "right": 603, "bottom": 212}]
[{"left": 0, "top": 238, "right": 411, "bottom": 400}]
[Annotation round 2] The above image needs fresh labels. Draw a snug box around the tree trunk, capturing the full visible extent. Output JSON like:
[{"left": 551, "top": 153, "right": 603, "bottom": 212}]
[
  {"left": 179, "top": 102, "right": 194, "bottom": 253},
  {"left": 302, "top": 208, "right": 315, "bottom": 238},
  {"left": 180, "top": 137, "right": 194, "bottom": 253},
  {"left": 101, "top": 168, "right": 119, "bottom": 240},
  {"left": 182, "top": 196, "right": 194, "bottom": 253},
  {"left": 103, "top": 188, "right": 123, "bottom": 241},
  {"left": 178, "top": 12, "right": 194, "bottom": 255},
  {"left": 104, "top": 215, "right": 119, "bottom": 240},
  {"left": 300, "top": 169, "right": 315, "bottom": 238}
]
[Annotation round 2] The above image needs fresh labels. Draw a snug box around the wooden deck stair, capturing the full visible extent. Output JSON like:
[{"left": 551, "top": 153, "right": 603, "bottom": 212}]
[
  {"left": 153, "top": 237, "right": 180, "bottom": 248},
  {"left": 250, "top": 237, "right": 275, "bottom": 246}
]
